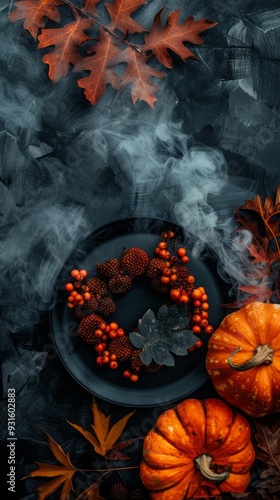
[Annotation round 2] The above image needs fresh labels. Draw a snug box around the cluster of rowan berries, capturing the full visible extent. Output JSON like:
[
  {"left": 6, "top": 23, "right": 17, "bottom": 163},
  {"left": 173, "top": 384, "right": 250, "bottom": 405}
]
[
  {"left": 64, "top": 230, "right": 214, "bottom": 382},
  {"left": 154, "top": 231, "right": 214, "bottom": 339},
  {"left": 65, "top": 269, "right": 90, "bottom": 307}
]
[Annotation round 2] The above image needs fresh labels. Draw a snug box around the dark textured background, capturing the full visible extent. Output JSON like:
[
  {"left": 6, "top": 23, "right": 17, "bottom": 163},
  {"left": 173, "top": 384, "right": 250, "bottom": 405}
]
[{"left": 1, "top": 0, "right": 279, "bottom": 498}]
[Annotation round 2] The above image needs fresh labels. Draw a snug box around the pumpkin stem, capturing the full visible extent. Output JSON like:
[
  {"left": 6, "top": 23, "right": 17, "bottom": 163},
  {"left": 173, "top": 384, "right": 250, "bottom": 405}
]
[
  {"left": 195, "top": 454, "right": 230, "bottom": 482},
  {"left": 228, "top": 344, "right": 274, "bottom": 371}
]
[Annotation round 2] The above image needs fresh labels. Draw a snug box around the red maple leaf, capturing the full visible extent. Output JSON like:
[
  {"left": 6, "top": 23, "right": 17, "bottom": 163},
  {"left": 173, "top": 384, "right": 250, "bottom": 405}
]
[
  {"left": 110, "top": 47, "right": 166, "bottom": 108},
  {"left": 238, "top": 285, "right": 273, "bottom": 303},
  {"left": 104, "top": 0, "right": 146, "bottom": 33},
  {"left": 38, "top": 17, "right": 93, "bottom": 82},
  {"left": 247, "top": 242, "right": 278, "bottom": 266},
  {"left": 73, "top": 28, "right": 121, "bottom": 105},
  {"left": 9, "top": 0, "right": 63, "bottom": 40},
  {"left": 144, "top": 8, "right": 217, "bottom": 69},
  {"left": 232, "top": 186, "right": 280, "bottom": 306},
  {"left": 242, "top": 189, "right": 280, "bottom": 238}
]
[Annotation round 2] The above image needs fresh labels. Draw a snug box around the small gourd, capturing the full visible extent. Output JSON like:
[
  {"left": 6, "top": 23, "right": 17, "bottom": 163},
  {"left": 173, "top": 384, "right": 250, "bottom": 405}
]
[
  {"left": 140, "top": 398, "right": 255, "bottom": 499},
  {"left": 206, "top": 302, "right": 280, "bottom": 417}
]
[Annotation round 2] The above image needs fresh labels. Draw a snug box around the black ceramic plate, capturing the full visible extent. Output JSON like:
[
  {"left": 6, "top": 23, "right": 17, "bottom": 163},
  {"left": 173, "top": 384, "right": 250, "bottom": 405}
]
[{"left": 50, "top": 218, "right": 227, "bottom": 407}]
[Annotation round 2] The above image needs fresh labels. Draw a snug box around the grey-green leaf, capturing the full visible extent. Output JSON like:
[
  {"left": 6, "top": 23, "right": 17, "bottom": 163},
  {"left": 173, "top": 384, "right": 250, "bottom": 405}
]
[
  {"left": 128, "top": 304, "right": 198, "bottom": 367},
  {"left": 129, "top": 331, "right": 145, "bottom": 349}
]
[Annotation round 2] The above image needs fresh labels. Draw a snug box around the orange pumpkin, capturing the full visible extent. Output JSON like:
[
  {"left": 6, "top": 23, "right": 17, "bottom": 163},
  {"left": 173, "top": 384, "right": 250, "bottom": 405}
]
[
  {"left": 206, "top": 302, "right": 280, "bottom": 417},
  {"left": 140, "top": 398, "right": 255, "bottom": 499}
]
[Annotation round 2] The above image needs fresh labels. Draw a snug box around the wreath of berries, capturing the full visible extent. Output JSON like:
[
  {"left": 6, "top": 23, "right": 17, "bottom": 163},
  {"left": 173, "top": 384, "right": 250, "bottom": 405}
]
[{"left": 64, "top": 230, "right": 214, "bottom": 383}]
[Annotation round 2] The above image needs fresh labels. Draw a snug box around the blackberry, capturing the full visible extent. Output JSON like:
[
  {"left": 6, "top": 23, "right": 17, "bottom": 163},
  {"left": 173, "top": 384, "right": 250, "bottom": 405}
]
[
  {"left": 175, "top": 265, "right": 189, "bottom": 286},
  {"left": 74, "top": 295, "right": 99, "bottom": 319},
  {"left": 146, "top": 258, "right": 166, "bottom": 279},
  {"left": 150, "top": 277, "right": 169, "bottom": 295},
  {"left": 129, "top": 487, "right": 147, "bottom": 500},
  {"left": 108, "top": 336, "right": 132, "bottom": 361},
  {"left": 97, "top": 296, "right": 116, "bottom": 316},
  {"left": 86, "top": 277, "right": 108, "bottom": 296},
  {"left": 144, "top": 361, "right": 163, "bottom": 373},
  {"left": 109, "top": 483, "right": 129, "bottom": 500},
  {"left": 96, "top": 258, "right": 121, "bottom": 278},
  {"left": 108, "top": 275, "right": 132, "bottom": 294},
  {"left": 121, "top": 247, "right": 149, "bottom": 276},
  {"left": 130, "top": 348, "right": 144, "bottom": 372},
  {"left": 78, "top": 313, "right": 104, "bottom": 343}
]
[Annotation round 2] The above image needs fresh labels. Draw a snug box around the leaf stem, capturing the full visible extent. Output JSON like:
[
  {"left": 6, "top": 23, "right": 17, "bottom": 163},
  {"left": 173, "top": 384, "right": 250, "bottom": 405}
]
[
  {"left": 77, "top": 465, "right": 140, "bottom": 473},
  {"left": 255, "top": 194, "right": 280, "bottom": 292},
  {"left": 61, "top": 0, "right": 143, "bottom": 53}
]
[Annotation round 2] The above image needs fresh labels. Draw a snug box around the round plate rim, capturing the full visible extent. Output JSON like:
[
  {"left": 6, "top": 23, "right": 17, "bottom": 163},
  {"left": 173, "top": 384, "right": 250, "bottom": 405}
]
[{"left": 49, "top": 216, "right": 225, "bottom": 407}]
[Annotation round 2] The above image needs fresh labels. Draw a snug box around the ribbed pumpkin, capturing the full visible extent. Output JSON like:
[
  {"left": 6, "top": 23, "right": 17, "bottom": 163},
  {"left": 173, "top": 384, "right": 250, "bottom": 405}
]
[
  {"left": 206, "top": 302, "right": 280, "bottom": 417},
  {"left": 140, "top": 398, "right": 255, "bottom": 499}
]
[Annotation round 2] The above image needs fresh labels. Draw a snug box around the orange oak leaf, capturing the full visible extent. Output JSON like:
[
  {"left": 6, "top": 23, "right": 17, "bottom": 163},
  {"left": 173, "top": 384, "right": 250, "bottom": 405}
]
[
  {"left": 83, "top": 0, "right": 100, "bottom": 18},
  {"left": 73, "top": 28, "right": 121, "bottom": 105},
  {"left": 110, "top": 46, "right": 166, "bottom": 108},
  {"left": 144, "top": 8, "right": 217, "bottom": 69},
  {"left": 38, "top": 17, "right": 93, "bottom": 82},
  {"left": 255, "top": 421, "right": 280, "bottom": 468},
  {"left": 9, "top": 0, "right": 63, "bottom": 40},
  {"left": 104, "top": 0, "right": 146, "bottom": 33},
  {"left": 26, "top": 432, "right": 76, "bottom": 500},
  {"left": 68, "top": 400, "right": 134, "bottom": 457}
]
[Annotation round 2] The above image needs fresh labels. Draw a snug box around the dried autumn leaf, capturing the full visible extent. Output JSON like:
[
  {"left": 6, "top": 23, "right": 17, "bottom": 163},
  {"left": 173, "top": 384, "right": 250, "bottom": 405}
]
[
  {"left": 38, "top": 17, "right": 93, "bottom": 82},
  {"left": 73, "top": 28, "right": 121, "bottom": 105},
  {"left": 76, "top": 482, "right": 104, "bottom": 500},
  {"left": 104, "top": 409, "right": 135, "bottom": 452},
  {"left": 9, "top": 0, "right": 63, "bottom": 40},
  {"left": 83, "top": 0, "right": 100, "bottom": 18},
  {"left": 246, "top": 241, "right": 270, "bottom": 264},
  {"left": 232, "top": 186, "right": 280, "bottom": 306},
  {"left": 91, "top": 399, "right": 111, "bottom": 452},
  {"left": 106, "top": 449, "right": 131, "bottom": 460},
  {"left": 237, "top": 285, "right": 273, "bottom": 303},
  {"left": 256, "top": 468, "right": 280, "bottom": 500},
  {"left": 276, "top": 185, "right": 280, "bottom": 206},
  {"left": 144, "top": 8, "right": 217, "bottom": 69},
  {"left": 254, "top": 422, "right": 280, "bottom": 468},
  {"left": 67, "top": 420, "right": 104, "bottom": 456},
  {"left": 105, "top": 0, "right": 146, "bottom": 33},
  {"left": 26, "top": 432, "right": 76, "bottom": 500},
  {"left": 241, "top": 192, "right": 280, "bottom": 237},
  {"left": 242, "top": 194, "right": 274, "bottom": 220},
  {"left": 112, "top": 438, "right": 135, "bottom": 450},
  {"left": 110, "top": 47, "right": 165, "bottom": 108},
  {"left": 9, "top": 0, "right": 217, "bottom": 106},
  {"left": 68, "top": 400, "right": 134, "bottom": 457}
]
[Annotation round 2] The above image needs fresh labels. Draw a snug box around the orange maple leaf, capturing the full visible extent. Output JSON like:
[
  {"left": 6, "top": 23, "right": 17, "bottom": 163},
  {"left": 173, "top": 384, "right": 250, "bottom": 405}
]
[
  {"left": 38, "top": 17, "right": 93, "bottom": 82},
  {"left": 144, "top": 8, "right": 217, "bottom": 69},
  {"left": 68, "top": 400, "right": 135, "bottom": 457},
  {"left": 9, "top": 0, "right": 63, "bottom": 40},
  {"left": 110, "top": 46, "right": 166, "bottom": 108},
  {"left": 105, "top": 0, "right": 146, "bottom": 33},
  {"left": 73, "top": 28, "right": 121, "bottom": 105},
  {"left": 26, "top": 432, "right": 76, "bottom": 500}
]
